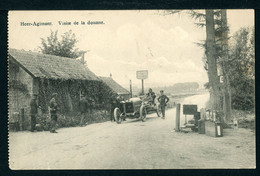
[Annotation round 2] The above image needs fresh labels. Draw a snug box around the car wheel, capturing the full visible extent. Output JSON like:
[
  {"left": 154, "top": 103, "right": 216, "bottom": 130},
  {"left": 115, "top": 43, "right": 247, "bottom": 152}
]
[
  {"left": 140, "top": 105, "right": 147, "bottom": 122},
  {"left": 114, "top": 108, "right": 122, "bottom": 124},
  {"left": 156, "top": 104, "right": 161, "bottom": 117}
]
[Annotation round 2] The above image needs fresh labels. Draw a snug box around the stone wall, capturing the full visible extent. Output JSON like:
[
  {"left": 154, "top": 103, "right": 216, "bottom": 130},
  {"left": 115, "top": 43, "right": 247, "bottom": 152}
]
[{"left": 8, "top": 62, "right": 34, "bottom": 130}]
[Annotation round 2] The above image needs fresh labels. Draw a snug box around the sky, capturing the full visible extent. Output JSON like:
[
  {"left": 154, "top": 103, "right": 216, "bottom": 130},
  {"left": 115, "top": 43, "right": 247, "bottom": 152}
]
[{"left": 8, "top": 10, "right": 254, "bottom": 89}]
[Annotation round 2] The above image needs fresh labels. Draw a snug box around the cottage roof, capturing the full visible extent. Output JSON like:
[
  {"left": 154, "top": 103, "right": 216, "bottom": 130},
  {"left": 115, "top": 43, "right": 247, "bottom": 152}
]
[
  {"left": 9, "top": 48, "right": 99, "bottom": 81},
  {"left": 99, "top": 77, "right": 130, "bottom": 95}
]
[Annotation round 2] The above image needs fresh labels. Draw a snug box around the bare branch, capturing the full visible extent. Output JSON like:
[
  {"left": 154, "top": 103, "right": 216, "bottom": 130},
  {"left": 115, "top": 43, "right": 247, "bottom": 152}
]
[
  {"left": 159, "top": 10, "right": 182, "bottom": 16},
  {"left": 194, "top": 22, "right": 206, "bottom": 28},
  {"left": 187, "top": 10, "right": 206, "bottom": 21}
]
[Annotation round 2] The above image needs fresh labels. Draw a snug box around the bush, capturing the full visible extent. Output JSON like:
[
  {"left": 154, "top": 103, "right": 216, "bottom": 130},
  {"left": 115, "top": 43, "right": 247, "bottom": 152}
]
[
  {"left": 37, "top": 114, "right": 51, "bottom": 131},
  {"left": 231, "top": 110, "right": 255, "bottom": 129},
  {"left": 36, "top": 109, "right": 111, "bottom": 130}
]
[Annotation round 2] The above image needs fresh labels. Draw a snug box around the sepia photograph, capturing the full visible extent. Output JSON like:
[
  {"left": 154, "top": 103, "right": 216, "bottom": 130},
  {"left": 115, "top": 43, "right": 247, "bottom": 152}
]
[{"left": 8, "top": 10, "right": 255, "bottom": 169}]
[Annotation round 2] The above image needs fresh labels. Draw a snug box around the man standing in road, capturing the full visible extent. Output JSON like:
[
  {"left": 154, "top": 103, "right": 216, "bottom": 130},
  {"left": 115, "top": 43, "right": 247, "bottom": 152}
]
[
  {"left": 157, "top": 90, "right": 169, "bottom": 119},
  {"left": 79, "top": 94, "right": 88, "bottom": 126},
  {"left": 30, "top": 94, "right": 40, "bottom": 132},
  {"left": 49, "top": 93, "right": 58, "bottom": 133}
]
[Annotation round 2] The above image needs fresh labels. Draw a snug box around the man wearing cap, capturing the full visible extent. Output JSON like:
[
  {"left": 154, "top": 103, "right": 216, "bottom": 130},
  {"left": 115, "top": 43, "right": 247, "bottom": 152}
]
[
  {"left": 157, "top": 90, "right": 169, "bottom": 119},
  {"left": 146, "top": 88, "right": 156, "bottom": 104},
  {"left": 109, "top": 95, "right": 116, "bottom": 122},
  {"left": 30, "top": 94, "right": 40, "bottom": 132},
  {"left": 88, "top": 97, "right": 95, "bottom": 114},
  {"left": 79, "top": 94, "right": 88, "bottom": 126},
  {"left": 49, "top": 93, "right": 58, "bottom": 133}
]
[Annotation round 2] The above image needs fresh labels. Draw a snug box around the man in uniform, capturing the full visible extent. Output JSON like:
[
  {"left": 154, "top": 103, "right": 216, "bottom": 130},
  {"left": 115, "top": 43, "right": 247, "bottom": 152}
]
[
  {"left": 49, "top": 93, "right": 58, "bottom": 133},
  {"left": 157, "top": 90, "right": 169, "bottom": 119},
  {"left": 30, "top": 94, "right": 40, "bottom": 132},
  {"left": 146, "top": 88, "right": 156, "bottom": 104},
  {"left": 88, "top": 97, "right": 95, "bottom": 114},
  {"left": 79, "top": 94, "right": 88, "bottom": 126}
]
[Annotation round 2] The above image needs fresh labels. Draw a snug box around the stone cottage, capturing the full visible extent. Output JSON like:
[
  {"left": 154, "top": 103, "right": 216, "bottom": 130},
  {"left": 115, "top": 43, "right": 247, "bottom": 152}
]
[
  {"left": 99, "top": 76, "right": 130, "bottom": 100},
  {"left": 8, "top": 48, "right": 114, "bottom": 130}
]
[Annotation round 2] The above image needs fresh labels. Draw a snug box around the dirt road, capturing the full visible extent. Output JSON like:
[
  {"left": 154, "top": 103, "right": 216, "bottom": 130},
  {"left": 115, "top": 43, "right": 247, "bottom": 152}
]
[{"left": 9, "top": 93, "right": 255, "bottom": 169}]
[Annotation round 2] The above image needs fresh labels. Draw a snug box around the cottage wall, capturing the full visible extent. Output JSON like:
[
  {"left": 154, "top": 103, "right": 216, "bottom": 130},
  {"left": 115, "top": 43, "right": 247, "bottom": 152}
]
[
  {"left": 38, "top": 79, "right": 114, "bottom": 114},
  {"left": 8, "top": 62, "right": 34, "bottom": 130}
]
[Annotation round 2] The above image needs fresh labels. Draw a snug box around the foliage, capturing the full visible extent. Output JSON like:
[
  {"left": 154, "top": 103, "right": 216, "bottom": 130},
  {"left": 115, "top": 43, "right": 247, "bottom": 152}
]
[
  {"left": 231, "top": 110, "right": 255, "bottom": 129},
  {"left": 38, "top": 79, "right": 115, "bottom": 115},
  {"left": 36, "top": 110, "right": 110, "bottom": 131},
  {"left": 188, "top": 10, "right": 206, "bottom": 26},
  {"left": 204, "top": 82, "right": 210, "bottom": 89},
  {"left": 227, "top": 27, "right": 255, "bottom": 110},
  {"left": 39, "top": 30, "right": 81, "bottom": 58},
  {"left": 9, "top": 80, "right": 30, "bottom": 97}
]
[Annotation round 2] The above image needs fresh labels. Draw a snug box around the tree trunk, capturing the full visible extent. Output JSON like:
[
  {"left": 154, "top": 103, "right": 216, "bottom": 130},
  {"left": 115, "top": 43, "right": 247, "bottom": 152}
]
[
  {"left": 220, "top": 9, "right": 232, "bottom": 123},
  {"left": 205, "top": 10, "right": 221, "bottom": 111}
]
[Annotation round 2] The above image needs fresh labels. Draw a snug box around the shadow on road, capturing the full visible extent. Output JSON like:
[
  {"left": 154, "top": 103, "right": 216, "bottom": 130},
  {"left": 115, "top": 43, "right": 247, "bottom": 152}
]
[{"left": 119, "top": 115, "right": 160, "bottom": 124}]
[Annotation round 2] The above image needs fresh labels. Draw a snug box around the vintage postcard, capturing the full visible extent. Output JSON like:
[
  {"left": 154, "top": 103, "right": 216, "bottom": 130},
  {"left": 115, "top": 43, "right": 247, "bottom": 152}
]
[{"left": 8, "top": 10, "right": 255, "bottom": 169}]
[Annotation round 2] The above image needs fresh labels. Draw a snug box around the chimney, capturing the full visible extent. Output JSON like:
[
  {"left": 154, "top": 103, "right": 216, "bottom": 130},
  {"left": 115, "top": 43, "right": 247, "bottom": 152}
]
[
  {"left": 81, "top": 52, "right": 85, "bottom": 65},
  {"left": 110, "top": 73, "right": 112, "bottom": 78}
]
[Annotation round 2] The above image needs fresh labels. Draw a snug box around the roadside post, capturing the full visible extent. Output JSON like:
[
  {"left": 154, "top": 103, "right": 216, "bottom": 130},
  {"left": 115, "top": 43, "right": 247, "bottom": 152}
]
[
  {"left": 141, "top": 79, "right": 144, "bottom": 94},
  {"left": 198, "top": 108, "right": 206, "bottom": 134},
  {"left": 175, "top": 104, "right": 181, "bottom": 132},
  {"left": 136, "top": 70, "right": 148, "bottom": 95},
  {"left": 20, "top": 108, "right": 25, "bottom": 131}
]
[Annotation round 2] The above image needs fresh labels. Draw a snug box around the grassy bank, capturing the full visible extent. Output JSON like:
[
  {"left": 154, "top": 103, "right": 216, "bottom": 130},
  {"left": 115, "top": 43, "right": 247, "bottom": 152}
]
[{"left": 231, "top": 110, "right": 255, "bottom": 130}]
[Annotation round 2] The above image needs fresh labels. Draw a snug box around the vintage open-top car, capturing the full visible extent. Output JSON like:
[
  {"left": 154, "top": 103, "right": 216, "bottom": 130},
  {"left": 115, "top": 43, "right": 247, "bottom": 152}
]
[{"left": 113, "top": 96, "right": 161, "bottom": 124}]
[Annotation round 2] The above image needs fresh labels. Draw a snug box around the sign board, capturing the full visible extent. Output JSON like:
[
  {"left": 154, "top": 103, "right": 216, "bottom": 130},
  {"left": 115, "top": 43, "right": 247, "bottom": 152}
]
[
  {"left": 183, "top": 104, "right": 198, "bottom": 115},
  {"left": 219, "top": 75, "right": 224, "bottom": 83},
  {"left": 136, "top": 70, "right": 148, "bottom": 80}
]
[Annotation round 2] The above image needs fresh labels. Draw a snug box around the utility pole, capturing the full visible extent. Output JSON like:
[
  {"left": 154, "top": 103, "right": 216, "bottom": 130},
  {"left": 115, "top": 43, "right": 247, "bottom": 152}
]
[
  {"left": 80, "top": 50, "right": 90, "bottom": 65},
  {"left": 141, "top": 79, "right": 144, "bottom": 95},
  {"left": 136, "top": 70, "right": 148, "bottom": 96},
  {"left": 130, "top": 80, "right": 133, "bottom": 98}
]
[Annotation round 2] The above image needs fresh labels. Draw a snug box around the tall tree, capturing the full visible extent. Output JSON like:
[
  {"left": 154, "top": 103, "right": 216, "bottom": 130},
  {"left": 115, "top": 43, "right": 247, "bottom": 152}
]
[
  {"left": 39, "top": 30, "right": 81, "bottom": 58},
  {"left": 189, "top": 10, "right": 232, "bottom": 118},
  {"left": 162, "top": 10, "right": 232, "bottom": 116},
  {"left": 219, "top": 10, "right": 232, "bottom": 122},
  {"left": 205, "top": 10, "right": 221, "bottom": 111}
]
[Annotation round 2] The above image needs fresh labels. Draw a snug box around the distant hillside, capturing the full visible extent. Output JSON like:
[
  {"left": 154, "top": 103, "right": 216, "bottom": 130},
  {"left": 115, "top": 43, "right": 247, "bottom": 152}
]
[
  {"left": 151, "top": 82, "right": 199, "bottom": 94},
  {"left": 171, "top": 82, "right": 199, "bottom": 91},
  {"left": 131, "top": 82, "right": 202, "bottom": 96}
]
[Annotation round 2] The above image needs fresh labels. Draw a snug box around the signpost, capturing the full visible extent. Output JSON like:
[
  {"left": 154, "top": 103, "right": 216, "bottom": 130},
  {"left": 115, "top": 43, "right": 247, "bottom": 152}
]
[
  {"left": 136, "top": 70, "right": 148, "bottom": 95},
  {"left": 130, "top": 80, "right": 132, "bottom": 98}
]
